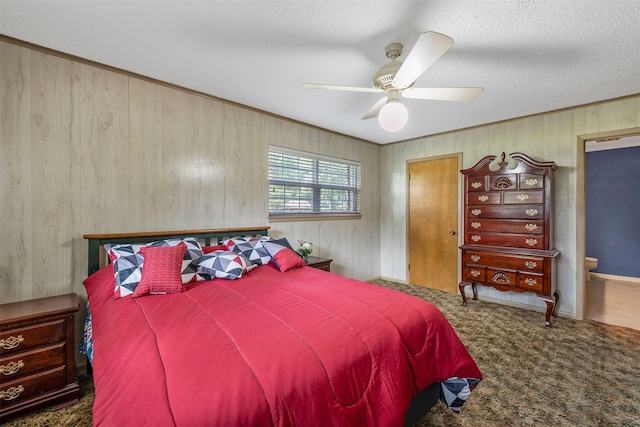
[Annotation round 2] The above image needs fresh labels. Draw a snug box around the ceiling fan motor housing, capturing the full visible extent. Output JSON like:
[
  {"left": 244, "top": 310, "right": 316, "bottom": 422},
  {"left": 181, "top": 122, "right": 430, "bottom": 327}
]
[{"left": 372, "top": 61, "right": 403, "bottom": 90}]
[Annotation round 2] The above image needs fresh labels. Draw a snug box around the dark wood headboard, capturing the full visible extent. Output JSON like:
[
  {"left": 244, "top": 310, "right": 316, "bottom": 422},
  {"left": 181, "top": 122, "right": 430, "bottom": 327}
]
[{"left": 83, "top": 226, "right": 270, "bottom": 276}]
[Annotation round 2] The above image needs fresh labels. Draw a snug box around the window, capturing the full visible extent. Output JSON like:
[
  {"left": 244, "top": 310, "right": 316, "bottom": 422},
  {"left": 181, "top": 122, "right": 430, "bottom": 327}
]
[{"left": 268, "top": 146, "right": 361, "bottom": 217}]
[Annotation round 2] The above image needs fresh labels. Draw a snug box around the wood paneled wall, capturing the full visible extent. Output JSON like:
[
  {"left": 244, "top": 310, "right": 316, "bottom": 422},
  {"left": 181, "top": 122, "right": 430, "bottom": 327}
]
[
  {"left": 0, "top": 41, "right": 381, "bottom": 329},
  {"left": 380, "top": 96, "right": 640, "bottom": 318}
]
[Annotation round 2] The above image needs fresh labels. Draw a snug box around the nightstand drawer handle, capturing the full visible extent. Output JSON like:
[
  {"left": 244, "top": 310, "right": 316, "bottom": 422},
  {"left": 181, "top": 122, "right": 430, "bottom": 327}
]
[
  {"left": 0, "top": 360, "right": 24, "bottom": 376},
  {"left": 0, "top": 335, "right": 24, "bottom": 350},
  {"left": 1, "top": 385, "right": 24, "bottom": 401}
]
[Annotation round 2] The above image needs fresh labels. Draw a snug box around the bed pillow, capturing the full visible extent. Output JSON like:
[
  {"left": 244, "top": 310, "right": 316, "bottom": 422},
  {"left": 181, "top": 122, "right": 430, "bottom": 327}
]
[
  {"left": 107, "top": 237, "right": 211, "bottom": 298},
  {"left": 262, "top": 240, "right": 306, "bottom": 272},
  {"left": 106, "top": 243, "right": 147, "bottom": 298},
  {"left": 222, "top": 236, "right": 274, "bottom": 265},
  {"left": 196, "top": 251, "right": 256, "bottom": 280},
  {"left": 133, "top": 243, "right": 187, "bottom": 297},
  {"left": 146, "top": 237, "right": 211, "bottom": 283},
  {"left": 202, "top": 244, "right": 228, "bottom": 254}
]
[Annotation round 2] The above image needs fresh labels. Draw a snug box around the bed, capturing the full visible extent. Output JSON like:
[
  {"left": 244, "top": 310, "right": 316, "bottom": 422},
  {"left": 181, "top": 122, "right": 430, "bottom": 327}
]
[{"left": 82, "top": 227, "right": 481, "bottom": 426}]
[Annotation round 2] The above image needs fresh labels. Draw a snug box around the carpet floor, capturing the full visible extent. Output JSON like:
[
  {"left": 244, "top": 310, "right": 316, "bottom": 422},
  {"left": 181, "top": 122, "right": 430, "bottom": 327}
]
[{"left": 3, "top": 279, "right": 639, "bottom": 426}]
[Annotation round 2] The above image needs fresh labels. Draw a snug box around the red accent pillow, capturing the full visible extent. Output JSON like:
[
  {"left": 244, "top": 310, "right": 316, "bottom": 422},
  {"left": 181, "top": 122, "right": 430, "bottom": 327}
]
[
  {"left": 262, "top": 240, "right": 306, "bottom": 272},
  {"left": 133, "top": 242, "right": 187, "bottom": 297},
  {"left": 202, "top": 245, "right": 228, "bottom": 254}
]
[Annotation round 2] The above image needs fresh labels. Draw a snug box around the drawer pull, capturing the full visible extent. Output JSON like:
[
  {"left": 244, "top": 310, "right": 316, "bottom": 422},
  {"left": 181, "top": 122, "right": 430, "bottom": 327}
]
[
  {"left": 1, "top": 385, "right": 24, "bottom": 401},
  {"left": 524, "top": 278, "right": 538, "bottom": 286},
  {"left": 471, "top": 255, "right": 481, "bottom": 262},
  {"left": 516, "top": 194, "right": 529, "bottom": 201},
  {"left": 525, "top": 261, "right": 538, "bottom": 269},
  {"left": 525, "top": 223, "right": 538, "bottom": 231},
  {"left": 471, "top": 209, "right": 482, "bottom": 216},
  {"left": 471, "top": 235, "right": 481, "bottom": 242},
  {"left": 525, "top": 178, "right": 539, "bottom": 186},
  {"left": 0, "top": 335, "right": 24, "bottom": 350},
  {"left": 0, "top": 360, "right": 24, "bottom": 376},
  {"left": 470, "top": 269, "right": 481, "bottom": 277},
  {"left": 477, "top": 195, "right": 489, "bottom": 202},
  {"left": 525, "top": 209, "right": 538, "bottom": 216},
  {"left": 471, "top": 181, "right": 482, "bottom": 189},
  {"left": 525, "top": 239, "right": 538, "bottom": 246},
  {"left": 471, "top": 222, "right": 481, "bottom": 229}
]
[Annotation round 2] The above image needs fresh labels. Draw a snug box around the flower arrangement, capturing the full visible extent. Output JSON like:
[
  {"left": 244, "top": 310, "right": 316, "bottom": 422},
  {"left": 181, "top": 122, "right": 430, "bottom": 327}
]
[{"left": 297, "top": 240, "right": 316, "bottom": 262}]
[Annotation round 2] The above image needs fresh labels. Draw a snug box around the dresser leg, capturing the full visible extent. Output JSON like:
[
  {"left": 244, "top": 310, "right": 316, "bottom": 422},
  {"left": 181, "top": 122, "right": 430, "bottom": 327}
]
[
  {"left": 541, "top": 291, "right": 560, "bottom": 327},
  {"left": 459, "top": 282, "right": 469, "bottom": 306}
]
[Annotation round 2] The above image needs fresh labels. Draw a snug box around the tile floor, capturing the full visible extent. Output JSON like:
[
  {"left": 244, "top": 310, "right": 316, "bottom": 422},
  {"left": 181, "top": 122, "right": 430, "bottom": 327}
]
[{"left": 585, "top": 274, "right": 640, "bottom": 331}]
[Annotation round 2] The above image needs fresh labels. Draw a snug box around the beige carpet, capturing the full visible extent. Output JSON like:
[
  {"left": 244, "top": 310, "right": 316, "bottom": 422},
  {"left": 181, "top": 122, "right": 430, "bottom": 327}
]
[{"left": 3, "top": 279, "right": 640, "bottom": 426}]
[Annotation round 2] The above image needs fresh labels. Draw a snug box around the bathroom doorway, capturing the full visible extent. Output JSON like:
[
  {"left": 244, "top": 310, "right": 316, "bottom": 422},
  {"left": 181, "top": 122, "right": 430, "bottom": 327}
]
[{"left": 581, "top": 131, "right": 640, "bottom": 330}]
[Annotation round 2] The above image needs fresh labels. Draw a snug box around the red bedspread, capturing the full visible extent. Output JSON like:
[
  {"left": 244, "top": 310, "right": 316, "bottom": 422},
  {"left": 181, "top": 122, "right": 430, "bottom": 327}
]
[{"left": 84, "top": 263, "right": 481, "bottom": 426}]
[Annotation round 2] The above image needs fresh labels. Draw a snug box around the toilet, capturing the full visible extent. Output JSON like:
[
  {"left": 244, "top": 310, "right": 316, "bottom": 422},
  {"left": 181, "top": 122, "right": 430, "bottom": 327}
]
[{"left": 585, "top": 257, "right": 598, "bottom": 281}]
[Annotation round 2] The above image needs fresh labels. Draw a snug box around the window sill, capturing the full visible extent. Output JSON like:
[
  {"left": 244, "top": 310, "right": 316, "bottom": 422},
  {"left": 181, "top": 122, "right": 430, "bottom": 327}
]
[{"left": 269, "top": 213, "right": 362, "bottom": 223}]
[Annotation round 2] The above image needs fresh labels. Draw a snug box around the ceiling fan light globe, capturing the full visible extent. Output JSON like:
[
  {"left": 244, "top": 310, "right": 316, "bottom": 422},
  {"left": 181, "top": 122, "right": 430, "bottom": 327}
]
[{"left": 378, "top": 101, "right": 408, "bottom": 132}]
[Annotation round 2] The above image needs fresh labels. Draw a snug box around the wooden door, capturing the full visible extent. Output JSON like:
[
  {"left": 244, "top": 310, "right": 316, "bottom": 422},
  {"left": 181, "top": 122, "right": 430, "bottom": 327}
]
[{"left": 408, "top": 156, "right": 459, "bottom": 293}]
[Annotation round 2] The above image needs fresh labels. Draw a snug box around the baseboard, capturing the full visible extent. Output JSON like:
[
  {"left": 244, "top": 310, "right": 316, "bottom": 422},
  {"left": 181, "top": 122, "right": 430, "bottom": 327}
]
[{"left": 591, "top": 273, "right": 640, "bottom": 283}]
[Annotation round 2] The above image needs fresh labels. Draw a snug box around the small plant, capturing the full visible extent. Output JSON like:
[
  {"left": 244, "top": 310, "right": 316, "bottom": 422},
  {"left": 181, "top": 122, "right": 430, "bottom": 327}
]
[{"left": 297, "top": 240, "right": 316, "bottom": 261}]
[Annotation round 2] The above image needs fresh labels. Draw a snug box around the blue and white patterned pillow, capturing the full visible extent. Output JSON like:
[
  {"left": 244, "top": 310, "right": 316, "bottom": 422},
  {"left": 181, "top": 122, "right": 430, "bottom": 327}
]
[
  {"left": 222, "top": 236, "right": 274, "bottom": 265},
  {"left": 196, "top": 251, "right": 256, "bottom": 280},
  {"left": 106, "top": 237, "right": 211, "bottom": 298}
]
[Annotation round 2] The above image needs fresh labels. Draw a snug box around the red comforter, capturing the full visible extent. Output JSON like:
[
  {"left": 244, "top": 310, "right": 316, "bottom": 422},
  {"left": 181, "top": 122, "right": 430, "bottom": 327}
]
[{"left": 84, "top": 263, "right": 481, "bottom": 426}]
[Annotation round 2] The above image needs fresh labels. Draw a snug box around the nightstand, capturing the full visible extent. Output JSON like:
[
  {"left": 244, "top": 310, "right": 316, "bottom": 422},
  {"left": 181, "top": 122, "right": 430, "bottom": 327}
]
[
  {"left": 0, "top": 294, "right": 80, "bottom": 420},
  {"left": 306, "top": 256, "right": 333, "bottom": 272}
]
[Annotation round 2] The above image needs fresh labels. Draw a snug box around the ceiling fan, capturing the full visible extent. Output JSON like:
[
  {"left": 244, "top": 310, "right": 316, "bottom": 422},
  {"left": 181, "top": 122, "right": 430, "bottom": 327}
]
[{"left": 302, "top": 32, "right": 483, "bottom": 132}]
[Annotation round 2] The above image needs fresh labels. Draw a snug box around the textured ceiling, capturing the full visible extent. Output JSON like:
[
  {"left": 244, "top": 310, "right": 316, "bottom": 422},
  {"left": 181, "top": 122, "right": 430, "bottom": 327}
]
[{"left": 1, "top": 1, "right": 639, "bottom": 144}]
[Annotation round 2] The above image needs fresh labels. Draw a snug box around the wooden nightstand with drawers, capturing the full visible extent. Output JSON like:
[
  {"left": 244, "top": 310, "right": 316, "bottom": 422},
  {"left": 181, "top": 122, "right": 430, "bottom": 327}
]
[
  {"left": 306, "top": 256, "right": 333, "bottom": 272},
  {"left": 0, "top": 294, "right": 80, "bottom": 420}
]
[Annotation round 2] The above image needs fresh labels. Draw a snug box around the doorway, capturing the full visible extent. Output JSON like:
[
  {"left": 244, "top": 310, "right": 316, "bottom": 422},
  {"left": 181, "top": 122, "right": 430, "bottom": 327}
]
[
  {"left": 581, "top": 132, "right": 640, "bottom": 330},
  {"left": 407, "top": 154, "right": 460, "bottom": 294}
]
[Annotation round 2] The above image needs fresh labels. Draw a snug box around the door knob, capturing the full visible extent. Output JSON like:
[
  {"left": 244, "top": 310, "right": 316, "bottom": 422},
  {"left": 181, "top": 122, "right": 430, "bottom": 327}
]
[{"left": 449, "top": 230, "right": 456, "bottom": 235}]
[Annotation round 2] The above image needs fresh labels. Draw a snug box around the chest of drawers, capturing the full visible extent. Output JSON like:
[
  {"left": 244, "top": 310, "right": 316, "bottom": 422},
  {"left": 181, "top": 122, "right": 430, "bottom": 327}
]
[
  {"left": 0, "top": 294, "right": 80, "bottom": 420},
  {"left": 459, "top": 152, "right": 560, "bottom": 327}
]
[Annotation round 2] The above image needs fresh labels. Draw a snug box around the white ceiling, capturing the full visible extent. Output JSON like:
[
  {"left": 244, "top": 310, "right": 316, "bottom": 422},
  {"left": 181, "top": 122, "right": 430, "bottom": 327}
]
[{"left": 1, "top": 1, "right": 639, "bottom": 145}]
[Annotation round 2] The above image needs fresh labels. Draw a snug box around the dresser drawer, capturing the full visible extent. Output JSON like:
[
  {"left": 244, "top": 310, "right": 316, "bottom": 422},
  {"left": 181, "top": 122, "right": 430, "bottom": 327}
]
[
  {"left": 464, "top": 252, "right": 544, "bottom": 273},
  {"left": 467, "top": 192, "right": 501, "bottom": 205},
  {"left": 486, "top": 269, "right": 517, "bottom": 288},
  {"left": 463, "top": 266, "right": 485, "bottom": 282},
  {"left": 466, "top": 232, "right": 545, "bottom": 249},
  {"left": 0, "top": 343, "right": 65, "bottom": 382},
  {"left": 488, "top": 174, "right": 517, "bottom": 190},
  {"left": 0, "top": 366, "right": 65, "bottom": 408},
  {"left": 467, "top": 178, "right": 486, "bottom": 192},
  {"left": 519, "top": 174, "right": 545, "bottom": 189},
  {"left": 518, "top": 273, "right": 545, "bottom": 293},
  {"left": 467, "top": 205, "right": 544, "bottom": 220},
  {"left": 503, "top": 190, "right": 544, "bottom": 205},
  {"left": 467, "top": 219, "right": 544, "bottom": 235},
  {"left": 0, "top": 320, "right": 65, "bottom": 356}
]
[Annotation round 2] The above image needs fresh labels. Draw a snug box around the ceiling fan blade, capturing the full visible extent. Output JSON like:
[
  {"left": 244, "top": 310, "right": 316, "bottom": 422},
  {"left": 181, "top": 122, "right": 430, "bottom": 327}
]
[
  {"left": 402, "top": 87, "right": 484, "bottom": 102},
  {"left": 302, "top": 83, "right": 383, "bottom": 93},
  {"left": 392, "top": 32, "right": 454, "bottom": 89},
  {"left": 361, "top": 96, "right": 388, "bottom": 120}
]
